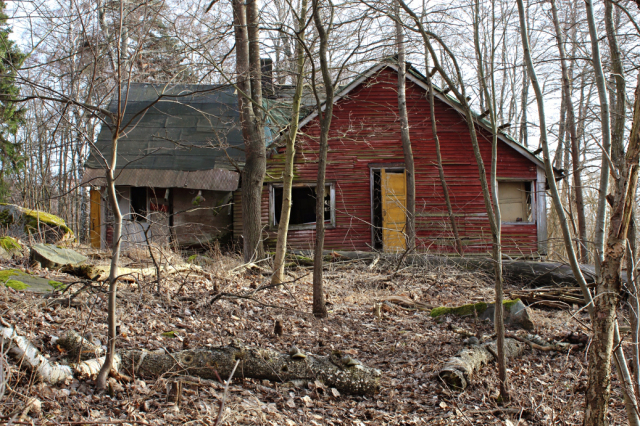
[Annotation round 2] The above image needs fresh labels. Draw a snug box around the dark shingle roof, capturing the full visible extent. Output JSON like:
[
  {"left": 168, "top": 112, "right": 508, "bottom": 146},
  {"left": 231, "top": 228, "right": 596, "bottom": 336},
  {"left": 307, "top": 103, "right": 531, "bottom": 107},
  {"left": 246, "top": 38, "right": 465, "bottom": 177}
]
[{"left": 86, "top": 84, "right": 246, "bottom": 171}]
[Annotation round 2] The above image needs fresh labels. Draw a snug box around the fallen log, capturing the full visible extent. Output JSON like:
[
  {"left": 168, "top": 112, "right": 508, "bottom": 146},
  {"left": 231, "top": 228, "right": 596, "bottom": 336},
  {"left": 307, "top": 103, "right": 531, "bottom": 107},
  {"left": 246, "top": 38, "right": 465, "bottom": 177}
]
[
  {"left": 438, "top": 338, "right": 526, "bottom": 390},
  {"left": 0, "top": 324, "right": 73, "bottom": 384},
  {"left": 297, "top": 250, "right": 600, "bottom": 287},
  {"left": 3, "top": 325, "right": 380, "bottom": 395},
  {"left": 56, "top": 330, "right": 103, "bottom": 360}
]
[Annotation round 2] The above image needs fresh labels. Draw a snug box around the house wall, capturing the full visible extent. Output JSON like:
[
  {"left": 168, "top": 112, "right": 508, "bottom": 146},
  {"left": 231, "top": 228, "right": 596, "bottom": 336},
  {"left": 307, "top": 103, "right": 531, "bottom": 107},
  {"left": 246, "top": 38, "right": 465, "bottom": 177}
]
[
  {"left": 172, "top": 189, "right": 233, "bottom": 247},
  {"left": 256, "top": 67, "right": 542, "bottom": 256}
]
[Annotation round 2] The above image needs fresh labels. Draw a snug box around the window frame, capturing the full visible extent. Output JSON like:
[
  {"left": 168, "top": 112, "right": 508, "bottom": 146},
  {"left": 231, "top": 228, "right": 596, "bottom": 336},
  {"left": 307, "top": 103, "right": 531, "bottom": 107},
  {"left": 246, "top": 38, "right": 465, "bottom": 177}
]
[
  {"left": 269, "top": 182, "right": 336, "bottom": 230},
  {"left": 497, "top": 178, "right": 536, "bottom": 225}
]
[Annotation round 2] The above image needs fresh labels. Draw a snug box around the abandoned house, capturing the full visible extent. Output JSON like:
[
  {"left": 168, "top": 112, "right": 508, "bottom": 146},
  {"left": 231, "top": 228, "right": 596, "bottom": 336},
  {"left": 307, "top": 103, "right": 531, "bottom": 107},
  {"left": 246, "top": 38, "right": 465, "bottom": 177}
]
[{"left": 83, "top": 60, "right": 553, "bottom": 256}]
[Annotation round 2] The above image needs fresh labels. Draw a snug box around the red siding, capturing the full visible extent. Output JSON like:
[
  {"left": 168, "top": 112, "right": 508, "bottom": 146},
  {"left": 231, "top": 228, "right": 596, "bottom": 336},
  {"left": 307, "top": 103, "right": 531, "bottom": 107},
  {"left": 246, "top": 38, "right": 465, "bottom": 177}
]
[{"left": 262, "top": 67, "right": 539, "bottom": 255}]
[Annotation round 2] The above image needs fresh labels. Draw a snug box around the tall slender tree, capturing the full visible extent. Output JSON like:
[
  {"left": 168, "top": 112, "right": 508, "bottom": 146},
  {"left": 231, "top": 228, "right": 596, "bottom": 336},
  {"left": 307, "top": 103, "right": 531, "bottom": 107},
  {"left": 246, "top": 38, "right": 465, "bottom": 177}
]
[
  {"left": 272, "top": 0, "right": 309, "bottom": 284},
  {"left": 0, "top": 1, "right": 26, "bottom": 201},
  {"left": 395, "top": 8, "right": 415, "bottom": 250}
]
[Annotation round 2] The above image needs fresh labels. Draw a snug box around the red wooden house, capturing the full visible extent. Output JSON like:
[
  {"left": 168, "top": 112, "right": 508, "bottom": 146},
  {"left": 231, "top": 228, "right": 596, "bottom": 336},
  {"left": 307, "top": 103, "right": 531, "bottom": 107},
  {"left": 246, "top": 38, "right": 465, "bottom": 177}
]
[{"left": 237, "top": 61, "right": 551, "bottom": 256}]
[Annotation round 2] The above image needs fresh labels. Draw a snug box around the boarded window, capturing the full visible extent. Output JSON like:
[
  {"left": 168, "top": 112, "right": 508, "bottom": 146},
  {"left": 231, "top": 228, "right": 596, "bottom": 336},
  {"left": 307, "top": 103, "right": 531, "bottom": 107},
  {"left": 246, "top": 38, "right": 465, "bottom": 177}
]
[
  {"left": 272, "top": 185, "right": 333, "bottom": 227},
  {"left": 498, "top": 181, "right": 533, "bottom": 223}
]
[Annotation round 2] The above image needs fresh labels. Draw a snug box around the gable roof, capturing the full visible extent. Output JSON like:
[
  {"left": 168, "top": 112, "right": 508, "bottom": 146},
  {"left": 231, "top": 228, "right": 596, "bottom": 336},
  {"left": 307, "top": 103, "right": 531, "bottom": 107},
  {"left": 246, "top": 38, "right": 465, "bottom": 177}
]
[{"left": 295, "top": 61, "right": 547, "bottom": 170}]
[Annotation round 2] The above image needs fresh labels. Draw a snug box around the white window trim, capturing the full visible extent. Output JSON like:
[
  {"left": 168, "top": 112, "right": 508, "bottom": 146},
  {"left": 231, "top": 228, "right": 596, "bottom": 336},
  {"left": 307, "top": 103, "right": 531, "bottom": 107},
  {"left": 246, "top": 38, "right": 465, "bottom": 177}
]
[
  {"left": 269, "top": 182, "right": 336, "bottom": 230},
  {"left": 497, "top": 178, "right": 536, "bottom": 225}
]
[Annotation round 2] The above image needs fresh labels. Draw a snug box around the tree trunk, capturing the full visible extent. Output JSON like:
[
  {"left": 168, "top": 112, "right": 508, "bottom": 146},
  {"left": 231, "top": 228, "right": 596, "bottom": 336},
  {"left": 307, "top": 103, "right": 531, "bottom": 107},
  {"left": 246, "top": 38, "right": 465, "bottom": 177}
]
[
  {"left": 234, "top": 0, "right": 266, "bottom": 263},
  {"left": 585, "top": 0, "right": 612, "bottom": 272},
  {"left": 424, "top": 49, "right": 462, "bottom": 255},
  {"left": 472, "top": 0, "right": 507, "bottom": 400},
  {"left": 605, "top": 0, "right": 626, "bottom": 169},
  {"left": 96, "top": 133, "right": 123, "bottom": 391},
  {"left": 311, "top": 0, "right": 334, "bottom": 319},
  {"left": 550, "top": 0, "right": 588, "bottom": 264},
  {"left": 395, "top": 15, "right": 415, "bottom": 250},
  {"left": 586, "top": 76, "right": 640, "bottom": 426},
  {"left": 272, "top": 0, "right": 308, "bottom": 284}
]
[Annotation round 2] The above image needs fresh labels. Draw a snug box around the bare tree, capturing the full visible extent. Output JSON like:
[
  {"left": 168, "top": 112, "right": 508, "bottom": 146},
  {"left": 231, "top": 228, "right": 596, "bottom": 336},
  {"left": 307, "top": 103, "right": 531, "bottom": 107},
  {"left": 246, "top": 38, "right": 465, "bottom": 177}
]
[
  {"left": 395, "top": 7, "right": 416, "bottom": 250},
  {"left": 272, "top": 0, "right": 309, "bottom": 284}
]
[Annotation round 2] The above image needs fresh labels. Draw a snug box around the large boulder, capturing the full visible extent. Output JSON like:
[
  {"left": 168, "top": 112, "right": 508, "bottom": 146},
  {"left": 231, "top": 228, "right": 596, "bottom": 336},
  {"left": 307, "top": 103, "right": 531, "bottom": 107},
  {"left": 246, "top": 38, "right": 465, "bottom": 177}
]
[
  {"left": 0, "top": 204, "right": 73, "bottom": 243},
  {"left": 30, "top": 244, "right": 87, "bottom": 270}
]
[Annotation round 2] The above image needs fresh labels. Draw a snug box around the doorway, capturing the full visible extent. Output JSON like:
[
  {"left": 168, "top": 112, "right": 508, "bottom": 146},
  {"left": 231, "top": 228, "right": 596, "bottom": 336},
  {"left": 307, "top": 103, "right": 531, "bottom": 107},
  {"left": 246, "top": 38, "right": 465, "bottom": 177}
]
[{"left": 371, "top": 168, "right": 407, "bottom": 252}]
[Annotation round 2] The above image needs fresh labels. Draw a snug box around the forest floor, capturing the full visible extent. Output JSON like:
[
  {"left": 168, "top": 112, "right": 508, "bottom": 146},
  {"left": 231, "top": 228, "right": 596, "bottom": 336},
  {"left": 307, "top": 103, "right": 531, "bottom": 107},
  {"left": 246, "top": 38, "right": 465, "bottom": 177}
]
[{"left": 0, "top": 245, "right": 629, "bottom": 425}]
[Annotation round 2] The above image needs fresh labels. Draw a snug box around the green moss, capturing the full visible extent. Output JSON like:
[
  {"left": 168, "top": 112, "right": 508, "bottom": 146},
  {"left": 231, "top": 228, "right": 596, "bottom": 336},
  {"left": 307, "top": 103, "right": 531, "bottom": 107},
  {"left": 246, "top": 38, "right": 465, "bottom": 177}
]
[
  {"left": 5, "top": 279, "right": 28, "bottom": 290},
  {"left": 0, "top": 268, "right": 29, "bottom": 282},
  {"left": 161, "top": 331, "right": 178, "bottom": 338},
  {"left": 430, "top": 302, "right": 488, "bottom": 318},
  {"left": 503, "top": 298, "right": 521, "bottom": 310},
  {"left": 23, "top": 208, "right": 73, "bottom": 235},
  {"left": 48, "top": 280, "right": 65, "bottom": 290},
  {"left": 0, "top": 236, "right": 21, "bottom": 251},
  {"left": 1, "top": 269, "right": 31, "bottom": 291}
]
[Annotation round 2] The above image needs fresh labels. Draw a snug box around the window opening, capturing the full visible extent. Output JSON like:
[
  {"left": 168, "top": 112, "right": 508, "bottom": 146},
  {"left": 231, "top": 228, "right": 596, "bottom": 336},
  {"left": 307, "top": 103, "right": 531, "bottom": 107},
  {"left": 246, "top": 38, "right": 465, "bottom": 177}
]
[
  {"left": 498, "top": 181, "right": 533, "bottom": 223},
  {"left": 273, "top": 185, "right": 332, "bottom": 226}
]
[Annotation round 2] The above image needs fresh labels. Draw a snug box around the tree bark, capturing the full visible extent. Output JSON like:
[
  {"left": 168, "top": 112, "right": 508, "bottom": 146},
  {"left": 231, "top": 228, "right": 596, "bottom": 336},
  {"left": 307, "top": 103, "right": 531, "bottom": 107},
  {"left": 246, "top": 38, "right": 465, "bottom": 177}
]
[
  {"left": 234, "top": 0, "right": 266, "bottom": 263},
  {"left": 272, "top": 0, "right": 308, "bottom": 284},
  {"left": 395, "top": 15, "right": 415, "bottom": 250}
]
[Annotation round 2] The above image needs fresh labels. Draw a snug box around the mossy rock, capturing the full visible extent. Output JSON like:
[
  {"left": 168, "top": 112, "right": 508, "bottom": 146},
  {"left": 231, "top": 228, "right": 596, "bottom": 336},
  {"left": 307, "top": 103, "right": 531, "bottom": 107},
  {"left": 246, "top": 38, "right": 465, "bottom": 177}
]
[
  {"left": 431, "top": 299, "right": 534, "bottom": 331},
  {"left": 430, "top": 302, "right": 489, "bottom": 318},
  {"left": 0, "top": 204, "right": 74, "bottom": 243},
  {"left": 0, "top": 268, "right": 67, "bottom": 293}
]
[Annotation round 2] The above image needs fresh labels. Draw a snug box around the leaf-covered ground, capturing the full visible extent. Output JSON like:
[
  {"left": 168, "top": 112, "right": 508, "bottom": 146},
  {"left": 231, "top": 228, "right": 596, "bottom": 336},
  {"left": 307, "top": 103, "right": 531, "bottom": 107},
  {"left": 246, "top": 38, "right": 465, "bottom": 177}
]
[{"left": 0, "top": 246, "right": 629, "bottom": 425}]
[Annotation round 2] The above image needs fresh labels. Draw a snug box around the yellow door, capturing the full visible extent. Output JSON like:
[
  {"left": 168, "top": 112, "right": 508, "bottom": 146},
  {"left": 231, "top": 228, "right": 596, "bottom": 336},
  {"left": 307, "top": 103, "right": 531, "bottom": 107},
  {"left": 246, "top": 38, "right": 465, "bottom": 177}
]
[{"left": 381, "top": 169, "right": 407, "bottom": 252}]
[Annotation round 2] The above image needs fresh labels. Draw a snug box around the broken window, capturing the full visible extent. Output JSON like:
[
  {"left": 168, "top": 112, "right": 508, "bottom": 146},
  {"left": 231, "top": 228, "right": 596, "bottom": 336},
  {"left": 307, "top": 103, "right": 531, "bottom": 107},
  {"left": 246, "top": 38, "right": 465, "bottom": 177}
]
[
  {"left": 272, "top": 184, "right": 334, "bottom": 227},
  {"left": 130, "top": 187, "right": 148, "bottom": 222},
  {"left": 498, "top": 181, "right": 533, "bottom": 223}
]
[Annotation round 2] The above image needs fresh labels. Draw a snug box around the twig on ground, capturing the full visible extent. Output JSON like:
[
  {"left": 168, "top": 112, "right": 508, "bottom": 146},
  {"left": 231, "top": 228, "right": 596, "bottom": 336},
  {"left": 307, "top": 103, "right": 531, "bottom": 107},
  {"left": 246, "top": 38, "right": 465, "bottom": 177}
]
[{"left": 214, "top": 359, "right": 240, "bottom": 426}]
